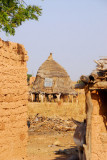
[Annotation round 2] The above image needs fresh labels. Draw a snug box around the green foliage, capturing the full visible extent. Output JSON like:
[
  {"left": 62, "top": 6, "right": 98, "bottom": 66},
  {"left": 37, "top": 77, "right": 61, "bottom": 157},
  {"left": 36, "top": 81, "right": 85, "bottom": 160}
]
[
  {"left": 77, "top": 80, "right": 83, "bottom": 84},
  {"left": 27, "top": 74, "right": 32, "bottom": 82},
  {"left": 0, "top": 0, "right": 42, "bottom": 35}
]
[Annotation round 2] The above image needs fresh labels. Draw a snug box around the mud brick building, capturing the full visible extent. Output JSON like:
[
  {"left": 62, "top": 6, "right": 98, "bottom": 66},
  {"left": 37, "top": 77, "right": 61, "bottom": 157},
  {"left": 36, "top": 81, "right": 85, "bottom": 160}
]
[{"left": 76, "top": 57, "right": 107, "bottom": 160}]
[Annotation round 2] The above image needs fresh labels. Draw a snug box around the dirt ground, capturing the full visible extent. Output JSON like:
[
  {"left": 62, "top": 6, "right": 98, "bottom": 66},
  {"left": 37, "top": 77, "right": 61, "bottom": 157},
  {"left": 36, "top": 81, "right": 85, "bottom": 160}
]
[
  {"left": 27, "top": 131, "right": 77, "bottom": 160},
  {"left": 27, "top": 93, "right": 85, "bottom": 160}
]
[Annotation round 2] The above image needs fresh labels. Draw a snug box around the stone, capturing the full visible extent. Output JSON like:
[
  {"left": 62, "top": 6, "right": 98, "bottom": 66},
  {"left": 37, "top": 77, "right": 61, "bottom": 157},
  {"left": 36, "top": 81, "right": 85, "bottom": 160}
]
[{"left": 54, "top": 141, "right": 61, "bottom": 146}]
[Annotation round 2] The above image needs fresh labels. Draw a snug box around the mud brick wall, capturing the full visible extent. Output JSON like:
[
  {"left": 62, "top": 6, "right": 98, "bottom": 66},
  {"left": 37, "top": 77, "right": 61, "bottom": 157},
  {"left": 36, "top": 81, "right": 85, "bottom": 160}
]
[
  {"left": 0, "top": 39, "right": 28, "bottom": 160},
  {"left": 90, "top": 90, "right": 107, "bottom": 160},
  {"left": 85, "top": 89, "right": 107, "bottom": 160},
  {"left": 29, "top": 77, "right": 35, "bottom": 85}
]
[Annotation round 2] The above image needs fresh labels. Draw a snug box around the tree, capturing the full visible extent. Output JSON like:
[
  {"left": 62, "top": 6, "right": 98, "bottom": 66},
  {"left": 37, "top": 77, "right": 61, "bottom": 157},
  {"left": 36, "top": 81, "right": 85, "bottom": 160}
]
[
  {"left": 27, "top": 74, "right": 32, "bottom": 83},
  {"left": 0, "top": 0, "right": 42, "bottom": 35}
]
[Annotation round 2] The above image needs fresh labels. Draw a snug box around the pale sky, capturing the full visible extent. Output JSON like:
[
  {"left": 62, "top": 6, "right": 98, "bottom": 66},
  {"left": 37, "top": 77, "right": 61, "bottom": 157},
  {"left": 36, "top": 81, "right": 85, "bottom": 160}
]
[{"left": 1, "top": 0, "right": 107, "bottom": 81}]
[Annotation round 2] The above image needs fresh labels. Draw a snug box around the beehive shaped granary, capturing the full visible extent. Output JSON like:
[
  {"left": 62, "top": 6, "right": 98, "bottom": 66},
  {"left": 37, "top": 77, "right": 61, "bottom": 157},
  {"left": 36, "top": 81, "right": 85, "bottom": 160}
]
[{"left": 33, "top": 53, "right": 75, "bottom": 94}]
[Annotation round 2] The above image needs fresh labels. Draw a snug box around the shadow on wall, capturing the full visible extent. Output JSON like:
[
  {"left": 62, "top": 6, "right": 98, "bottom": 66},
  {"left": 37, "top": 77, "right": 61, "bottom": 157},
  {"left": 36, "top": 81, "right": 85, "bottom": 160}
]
[
  {"left": 99, "top": 90, "right": 107, "bottom": 130},
  {"left": 91, "top": 89, "right": 107, "bottom": 130}
]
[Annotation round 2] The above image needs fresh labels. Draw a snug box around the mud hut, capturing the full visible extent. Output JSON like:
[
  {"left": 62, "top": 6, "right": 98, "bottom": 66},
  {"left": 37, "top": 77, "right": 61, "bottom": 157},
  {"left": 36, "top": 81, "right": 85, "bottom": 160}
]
[
  {"left": 75, "top": 57, "right": 107, "bottom": 160},
  {"left": 31, "top": 53, "right": 77, "bottom": 102}
]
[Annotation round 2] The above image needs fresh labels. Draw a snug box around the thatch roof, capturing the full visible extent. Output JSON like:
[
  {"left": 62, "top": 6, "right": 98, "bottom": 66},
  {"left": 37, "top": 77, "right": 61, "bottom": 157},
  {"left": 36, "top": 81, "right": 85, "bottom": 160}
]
[
  {"left": 37, "top": 53, "right": 70, "bottom": 78},
  {"left": 32, "top": 53, "right": 76, "bottom": 95}
]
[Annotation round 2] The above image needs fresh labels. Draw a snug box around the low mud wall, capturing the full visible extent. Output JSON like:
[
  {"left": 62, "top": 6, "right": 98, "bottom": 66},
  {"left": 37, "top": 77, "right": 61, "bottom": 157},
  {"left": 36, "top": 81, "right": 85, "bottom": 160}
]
[{"left": 0, "top": 39, "right": 28, "bottom": 160}]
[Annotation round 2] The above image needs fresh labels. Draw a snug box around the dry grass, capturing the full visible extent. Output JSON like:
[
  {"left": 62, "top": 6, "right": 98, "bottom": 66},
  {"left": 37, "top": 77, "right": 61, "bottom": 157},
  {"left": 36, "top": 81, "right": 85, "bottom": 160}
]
[
  {"left": 27, "top": 91, "right": 86, "bottom": 160},
  {"left": 27, "top": 91, "right": 86, "bottom": 121}
]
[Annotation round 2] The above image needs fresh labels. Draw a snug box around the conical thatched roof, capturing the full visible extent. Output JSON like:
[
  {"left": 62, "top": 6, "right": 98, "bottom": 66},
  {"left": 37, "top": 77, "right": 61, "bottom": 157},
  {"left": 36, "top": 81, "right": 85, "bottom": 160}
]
[
  {"left": 37, "top": 53, "right": 70, "bottom": 78},
  {"left": 32, "top": 53, "right": 76, "bottom": 95}
]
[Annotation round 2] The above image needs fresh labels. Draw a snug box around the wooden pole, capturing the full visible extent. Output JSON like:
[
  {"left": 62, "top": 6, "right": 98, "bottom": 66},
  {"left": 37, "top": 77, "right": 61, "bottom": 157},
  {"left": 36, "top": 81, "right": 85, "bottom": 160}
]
[{"left": 85, "top": 86, "right": 93, "bottom": 160}]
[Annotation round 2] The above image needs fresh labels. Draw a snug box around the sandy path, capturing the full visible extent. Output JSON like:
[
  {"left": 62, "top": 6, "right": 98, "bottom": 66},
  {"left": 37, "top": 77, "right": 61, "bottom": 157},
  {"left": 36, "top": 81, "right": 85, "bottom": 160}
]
[{"left": 27, "top": 132, "right": 77, "bottom": 160}]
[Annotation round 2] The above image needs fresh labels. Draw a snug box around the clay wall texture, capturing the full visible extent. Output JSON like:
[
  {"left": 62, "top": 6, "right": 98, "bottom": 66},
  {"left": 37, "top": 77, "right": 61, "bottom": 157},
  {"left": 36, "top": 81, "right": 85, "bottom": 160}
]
[
  {"left": 0, "top": 39, "right": 28, "bottom": 160},
  {"left": 90, "top": 91, "right": 107, "bottom": 160},
  {"left": 29, "top": 77, "right": 35, "bottom": 85}
]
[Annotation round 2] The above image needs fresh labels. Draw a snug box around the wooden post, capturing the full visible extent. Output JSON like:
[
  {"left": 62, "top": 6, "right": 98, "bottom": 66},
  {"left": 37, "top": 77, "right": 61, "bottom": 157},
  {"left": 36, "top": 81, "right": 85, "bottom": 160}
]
[
  {"left": 56, "top": 94, "right": 61, "bottom": 102},
  {"left": 31, "top": 93, "right": 33, "bottom": 102},
  {"left": 85, "top": 86, "right": 93, "bottom": 160},
  {"left": 72, "top": 95, "right": 74, "bottom": 104},
  {"left": 41, "top": 94, "right": 43, "bottom": 103},
  {"left": 39, "top": 94, "right": 44, "bottom": 102}
]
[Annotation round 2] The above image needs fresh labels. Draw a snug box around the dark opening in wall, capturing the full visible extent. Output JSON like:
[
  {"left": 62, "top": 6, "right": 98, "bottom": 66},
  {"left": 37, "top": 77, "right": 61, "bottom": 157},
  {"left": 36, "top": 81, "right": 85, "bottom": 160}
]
[{"left": 98, "top": 89, "right": 107, "bottom": 130}]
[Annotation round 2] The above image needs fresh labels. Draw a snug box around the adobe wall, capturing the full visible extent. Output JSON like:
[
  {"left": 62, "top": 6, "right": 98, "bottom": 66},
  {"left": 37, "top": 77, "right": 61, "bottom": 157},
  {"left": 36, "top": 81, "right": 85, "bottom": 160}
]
[
  {"left": 90, "top": 90, "right": 107, "bottom": 160},
  {"left": 29, "top": 77, "right": 35, "bottom": 85},
  {"left": 85, "top": 89, "right": 107, "bottom": 160},
  {"left": 0, "top": 39, "right": 28, "bottom": 160}
]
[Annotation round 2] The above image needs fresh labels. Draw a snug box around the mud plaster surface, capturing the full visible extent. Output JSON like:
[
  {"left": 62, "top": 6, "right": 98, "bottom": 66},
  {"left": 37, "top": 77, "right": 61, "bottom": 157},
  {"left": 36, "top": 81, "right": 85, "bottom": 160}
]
[{"left": 0, "top": 39, "right": 28, "bottom": 160}]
